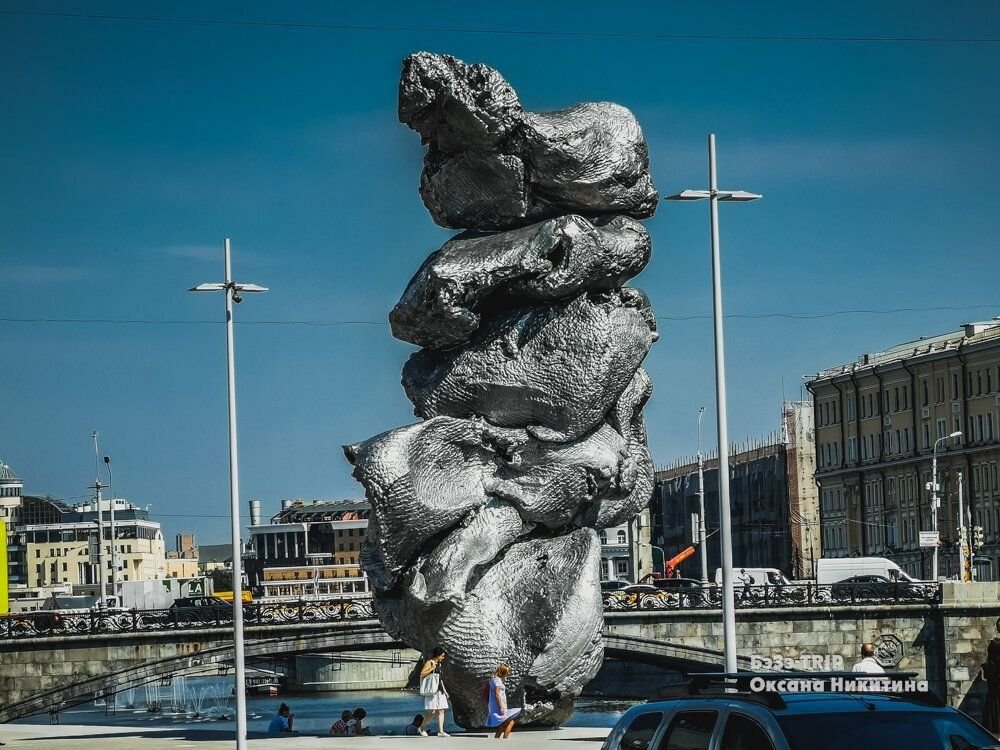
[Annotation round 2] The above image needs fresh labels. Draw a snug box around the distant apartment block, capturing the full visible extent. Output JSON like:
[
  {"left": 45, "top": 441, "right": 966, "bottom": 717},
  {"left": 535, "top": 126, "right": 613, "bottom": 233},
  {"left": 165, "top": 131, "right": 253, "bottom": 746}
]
[
  {"left": 651, "top": 402, "right": 819, "bottom": 580},
  {"left": 808, "top": 318, "right": 1000, "bottom": 580}
]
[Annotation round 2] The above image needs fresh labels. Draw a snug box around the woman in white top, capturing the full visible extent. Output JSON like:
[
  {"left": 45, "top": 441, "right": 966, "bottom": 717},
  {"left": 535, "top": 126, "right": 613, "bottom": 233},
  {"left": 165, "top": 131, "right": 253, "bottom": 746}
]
[{"left": 419, "top": 646, "right": 451, "bottom": 736}]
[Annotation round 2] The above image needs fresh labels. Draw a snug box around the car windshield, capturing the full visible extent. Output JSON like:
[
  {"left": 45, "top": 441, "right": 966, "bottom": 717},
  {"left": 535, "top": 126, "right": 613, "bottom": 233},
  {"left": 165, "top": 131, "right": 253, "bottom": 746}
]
[{"left": 778, "top": 711, "right": 996, "bottom": 750}]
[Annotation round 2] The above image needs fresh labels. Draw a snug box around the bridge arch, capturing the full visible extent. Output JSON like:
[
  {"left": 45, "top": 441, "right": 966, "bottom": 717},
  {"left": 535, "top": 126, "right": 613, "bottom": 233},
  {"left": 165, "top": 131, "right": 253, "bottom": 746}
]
[{"left": 0, "top": 622, "right": 399, "bottom": 724}]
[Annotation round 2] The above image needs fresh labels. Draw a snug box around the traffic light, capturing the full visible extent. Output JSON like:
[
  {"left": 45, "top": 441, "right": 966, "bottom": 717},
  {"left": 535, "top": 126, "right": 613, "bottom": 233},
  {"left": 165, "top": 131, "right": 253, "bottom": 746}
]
[{"left": 973, "top": 526, "right": 985, "bottom": 551}]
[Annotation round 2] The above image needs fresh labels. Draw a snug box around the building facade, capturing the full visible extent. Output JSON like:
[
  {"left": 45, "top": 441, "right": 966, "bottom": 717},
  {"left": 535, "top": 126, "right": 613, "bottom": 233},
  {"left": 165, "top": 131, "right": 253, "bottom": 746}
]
[
  {"left": 651, "top": 402, "right": 820, "bottom": 581},
  {"left": 808, "top": 318, "right": 1000, "bottom": 581},
  {"left": 244, "top": 499, "right": 370, "bottom": 599},
  {"left": 22, "top": 495, "right": 165, "bottom": 590},
  {"left": 599, "top": 508, "right": 653, "bottom": 583}
]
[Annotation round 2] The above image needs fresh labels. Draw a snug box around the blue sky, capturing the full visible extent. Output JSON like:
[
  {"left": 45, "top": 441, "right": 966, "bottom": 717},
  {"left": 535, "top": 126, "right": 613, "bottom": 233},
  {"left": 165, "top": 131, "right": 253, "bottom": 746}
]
[{"left": 2, "top": 2, "right": 999, "bottom": 544}]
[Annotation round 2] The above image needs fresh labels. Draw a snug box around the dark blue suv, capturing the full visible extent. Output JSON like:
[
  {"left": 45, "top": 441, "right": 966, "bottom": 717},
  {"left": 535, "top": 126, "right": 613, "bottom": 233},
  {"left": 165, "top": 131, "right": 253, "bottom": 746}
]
[{"left": 602, "top": 674, "right": 999, "bottom": 750}]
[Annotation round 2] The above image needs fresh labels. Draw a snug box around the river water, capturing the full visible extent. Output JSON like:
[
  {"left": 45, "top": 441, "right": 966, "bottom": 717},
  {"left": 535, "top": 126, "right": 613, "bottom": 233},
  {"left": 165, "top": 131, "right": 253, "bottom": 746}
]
[{"left": 16, "top": 678, "right": 637, "bottom": 736}]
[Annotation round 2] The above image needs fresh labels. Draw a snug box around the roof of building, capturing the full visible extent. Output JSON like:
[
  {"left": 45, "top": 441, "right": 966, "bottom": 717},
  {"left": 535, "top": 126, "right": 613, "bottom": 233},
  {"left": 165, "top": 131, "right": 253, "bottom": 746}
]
[
  {"left": 269, "top": 499, "right": 370, "bottom": 524},
  {"left": 198, "top": 543, "right": 232, "bottom": 563},
  {"left": 810, "top": 317, "right": 1000, "bottom": 382},
  {"left": 0, "top": 461, "right": 22, "bottom": 484}
]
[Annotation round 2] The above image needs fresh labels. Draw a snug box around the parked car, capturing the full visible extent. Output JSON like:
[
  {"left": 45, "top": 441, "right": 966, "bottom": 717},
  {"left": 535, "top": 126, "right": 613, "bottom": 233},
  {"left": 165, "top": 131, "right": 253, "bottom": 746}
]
[
  {"left": 652, "top": 577, "right": 704, "bottom": 591},
  {"left": 166, "top": 596, "right": 233, "bottom": 623},
  {"left": 816, "top": 556, "right": 918, "bottom": 584},
  {"left": 829, "top": 574, "right": 917, "bottom": 600},
  {"left": 602, "top": 677, "right": 999, "bottom": 750},
  {"left": 601, "top": 580, "right": 630, "bottom": 593}
]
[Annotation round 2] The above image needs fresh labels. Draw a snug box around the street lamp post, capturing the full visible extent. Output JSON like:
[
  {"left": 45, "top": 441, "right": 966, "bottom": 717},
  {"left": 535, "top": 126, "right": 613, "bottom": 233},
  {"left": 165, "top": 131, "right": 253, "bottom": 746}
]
[
  {"left": 666, "top": 134, "right": 761, "bottom": 675},
  {"left": 189, "top": 238, "right": 267, "bottom": 750},
  {"left": 648, "top": 543, "right": 667, "bottom": 576},
  {"left": 697, "top": 406, "right": 708, "bottom": 583},
  {"left": 90, "top": 431, "right": 107, "bottom": 608},
  {"left": 104, "top": 455, "right": 120, "bottom": 604},
  {"left": 931, "top": 431, "right": 962, "bottom": 582}
]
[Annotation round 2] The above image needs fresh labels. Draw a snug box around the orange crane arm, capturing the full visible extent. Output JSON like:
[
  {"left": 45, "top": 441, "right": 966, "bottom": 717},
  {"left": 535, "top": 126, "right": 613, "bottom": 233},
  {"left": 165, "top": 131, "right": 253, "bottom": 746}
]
[{"left": 664, "top": 546, "right": 696, "bottom": 576}]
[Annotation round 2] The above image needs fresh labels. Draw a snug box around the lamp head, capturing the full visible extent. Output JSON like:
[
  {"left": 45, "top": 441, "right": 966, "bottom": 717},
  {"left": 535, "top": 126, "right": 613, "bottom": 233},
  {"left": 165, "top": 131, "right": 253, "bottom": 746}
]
[
  {"left": 103, "top": 456, "right": 110, "bottom": 465},
  {"left": 950, "top": 431, "right": 963, "bottom": 439}
]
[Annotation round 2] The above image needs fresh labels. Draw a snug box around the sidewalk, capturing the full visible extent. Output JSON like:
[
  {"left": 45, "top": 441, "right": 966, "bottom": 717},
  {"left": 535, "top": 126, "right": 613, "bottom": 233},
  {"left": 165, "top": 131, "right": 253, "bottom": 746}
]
[{"left": 0, "top": 723, "right": 610, "bottom": 749}]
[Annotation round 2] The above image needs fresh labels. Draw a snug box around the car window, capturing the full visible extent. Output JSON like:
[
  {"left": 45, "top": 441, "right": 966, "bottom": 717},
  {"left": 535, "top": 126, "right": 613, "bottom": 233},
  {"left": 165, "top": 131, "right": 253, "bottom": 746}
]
[
  {"left": 777, "top": 711, "right": 996, "bottom": 750},
  {"left": 657, "top": 711, "right": 718, "bottom": 750},
  {"left": 720, "top": 714, "right": 775, "bottom": 750},
  {"left": 619, "top": 711, "right": 664, "bottom": 750}
]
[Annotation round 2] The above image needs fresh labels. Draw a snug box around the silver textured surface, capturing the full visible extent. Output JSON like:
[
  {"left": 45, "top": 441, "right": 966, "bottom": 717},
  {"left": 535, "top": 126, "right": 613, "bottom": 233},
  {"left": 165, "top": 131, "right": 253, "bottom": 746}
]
[
  {"left": 399, "top": 51, "right": 658, "bottom": 230},
  {"left": 402, "top": 289, "right": 657, "bottom": 442},
  {"left": 346, "top": 51, "right": 659, "bottom": 728},
  {"left": 390, "top": 215, "right": 651, "bottom": 350},
  {"left": 374, "top": 529, "right": 605, "bottom": 728}
]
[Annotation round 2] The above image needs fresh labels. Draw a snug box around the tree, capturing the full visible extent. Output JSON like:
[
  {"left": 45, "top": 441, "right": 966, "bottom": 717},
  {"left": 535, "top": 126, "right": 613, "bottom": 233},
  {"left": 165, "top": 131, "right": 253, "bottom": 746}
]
[{"left": 210, "top": 568, "right": 233, "bottom": 592}]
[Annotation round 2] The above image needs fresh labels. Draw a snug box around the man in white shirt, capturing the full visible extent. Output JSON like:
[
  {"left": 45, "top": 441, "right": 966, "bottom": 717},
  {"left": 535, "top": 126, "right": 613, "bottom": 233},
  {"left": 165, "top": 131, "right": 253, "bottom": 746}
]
[{"left": 852, "top": 643, "right": 886, "bottom": 674}]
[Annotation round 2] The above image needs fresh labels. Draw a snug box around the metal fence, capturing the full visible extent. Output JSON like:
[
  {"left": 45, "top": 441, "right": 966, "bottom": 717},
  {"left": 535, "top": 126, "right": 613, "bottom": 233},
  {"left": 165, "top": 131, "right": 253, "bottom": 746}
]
[
  {"left": 603, "top": 582, "right": 942, "bottom": 612},
  {"left": 0, "top": 583, "right": 943, "bottom": 641},
  {"left": 0, "top": 598, "right": 377, "bottom": 640}
]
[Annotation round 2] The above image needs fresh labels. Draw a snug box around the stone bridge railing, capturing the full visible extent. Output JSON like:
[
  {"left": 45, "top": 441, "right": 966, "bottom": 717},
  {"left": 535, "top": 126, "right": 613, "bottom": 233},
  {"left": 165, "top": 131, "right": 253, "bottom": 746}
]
[{"left": 0, "top": 584, "right": 942, "bottom": 642}]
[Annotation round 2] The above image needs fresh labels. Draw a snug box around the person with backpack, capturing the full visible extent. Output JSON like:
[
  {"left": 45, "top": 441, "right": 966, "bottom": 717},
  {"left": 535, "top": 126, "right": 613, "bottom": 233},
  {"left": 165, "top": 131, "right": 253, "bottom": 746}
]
[
  {"left": 419, "top": 646, "right": 451, "bottom": 736},
  {"left": 485, "top": 664, "right": 520, "bottom": 739}
]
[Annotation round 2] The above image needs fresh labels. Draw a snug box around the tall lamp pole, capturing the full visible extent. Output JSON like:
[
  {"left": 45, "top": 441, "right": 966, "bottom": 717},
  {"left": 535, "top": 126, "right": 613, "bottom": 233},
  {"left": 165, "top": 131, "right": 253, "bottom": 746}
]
[
  {"left": 90, "top": 431, "right": 107, "bottom": 608},
  {"left": 189, "top": 238, "right": 267, "bottom": 750},
  {"left": 666, "top": 134, "right": 761, "bottom": 675},
  {"left": 931, "top": 431, "right": 962, "bottom": 582},
  {"left": 104, "top": 455, "right": 119, "bottom": 604},
  {"left": 697, "top": 406, "right": 708, "bottom": 583}
]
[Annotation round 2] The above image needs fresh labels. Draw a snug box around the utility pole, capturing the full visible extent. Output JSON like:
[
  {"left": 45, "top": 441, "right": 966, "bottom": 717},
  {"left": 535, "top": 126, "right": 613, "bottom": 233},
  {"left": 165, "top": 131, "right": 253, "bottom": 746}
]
[
  {"left": 90, "top": 431, "right": 107, "bottom": 607},
  {"left": 931, "top": 431, "right": 961, "bottom": 581},
  {"left": 697, "top": 406, "right": 708, "bottom": 583},
  {"left": 957, "top": 470, "right": 966, "bottom": 582}
]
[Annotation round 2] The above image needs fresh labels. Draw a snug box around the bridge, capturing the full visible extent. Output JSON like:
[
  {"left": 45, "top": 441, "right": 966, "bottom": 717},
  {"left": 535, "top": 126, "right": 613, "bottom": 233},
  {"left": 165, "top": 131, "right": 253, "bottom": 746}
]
[{"left": 1, "top": 582, "right": 996, "bottom": 723}]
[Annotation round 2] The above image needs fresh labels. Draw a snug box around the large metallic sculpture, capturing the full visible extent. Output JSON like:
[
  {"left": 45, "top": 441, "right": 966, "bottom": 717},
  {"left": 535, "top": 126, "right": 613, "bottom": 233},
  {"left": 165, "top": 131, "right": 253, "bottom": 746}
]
[{"left": 345, "top": 51, "right": 658, "bottom": 728}]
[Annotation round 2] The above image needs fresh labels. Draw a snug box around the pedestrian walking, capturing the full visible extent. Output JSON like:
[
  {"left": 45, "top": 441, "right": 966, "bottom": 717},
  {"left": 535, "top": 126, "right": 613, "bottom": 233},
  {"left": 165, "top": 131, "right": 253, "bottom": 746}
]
[
  {"left": 419, "top": 646, "right": 451, "bottom": 736},
  {"left": 485, "top": 663, "right": 521, "bottom": 739},
  {"left": 851, "top": 643, "right": 886, "bottom": 674},
  {"left": 979, "top": 638, "right": 1000, "bottom": 735}
]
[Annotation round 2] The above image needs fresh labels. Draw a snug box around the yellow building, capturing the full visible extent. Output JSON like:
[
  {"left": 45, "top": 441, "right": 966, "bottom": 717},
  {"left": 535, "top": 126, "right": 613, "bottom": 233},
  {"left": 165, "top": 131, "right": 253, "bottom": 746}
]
[
  {"left": 808, "top": 318, "right": 1000, "bottom": 580},
  {"left": 21, "top": 495, "right": 165, "bottom": 591}
]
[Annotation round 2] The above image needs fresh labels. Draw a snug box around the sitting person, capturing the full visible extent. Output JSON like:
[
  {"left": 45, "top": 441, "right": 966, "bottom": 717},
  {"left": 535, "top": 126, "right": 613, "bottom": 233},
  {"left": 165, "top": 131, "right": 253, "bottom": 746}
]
[
  {"left": 348, "top": 707, "right": 371, "bottom": 736},
  {"left": 330, "top": 709, "right": 353, "bottom": 736},
  {"left": 268, "top": 703, "right": 297, "bottom": 735},
  {"left": 404, "top": 714, "right": 425, "bottom": 736}
]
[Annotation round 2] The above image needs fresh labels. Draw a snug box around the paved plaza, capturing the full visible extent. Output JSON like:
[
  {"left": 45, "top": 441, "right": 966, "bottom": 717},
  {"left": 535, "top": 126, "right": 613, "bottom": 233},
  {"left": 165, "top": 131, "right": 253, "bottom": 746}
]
[{"left": 0, "top": 723, "right": 609, "bottom": 749}]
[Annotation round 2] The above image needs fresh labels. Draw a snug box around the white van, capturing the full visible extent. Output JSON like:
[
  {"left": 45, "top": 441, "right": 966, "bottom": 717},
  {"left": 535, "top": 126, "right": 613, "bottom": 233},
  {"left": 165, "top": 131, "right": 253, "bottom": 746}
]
[
  {"left": 713, "top": 567, "right": 790, "bottom": 586},
  {"left": 815, "top": 556, "right": 918, "bottom": 584}
]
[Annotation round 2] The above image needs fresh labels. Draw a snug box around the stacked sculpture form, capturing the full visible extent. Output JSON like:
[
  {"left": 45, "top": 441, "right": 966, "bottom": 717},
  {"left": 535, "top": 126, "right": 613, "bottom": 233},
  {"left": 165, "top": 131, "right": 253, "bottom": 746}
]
[{"left": 344, "top": 52, "right": 659, "bottom": 728}]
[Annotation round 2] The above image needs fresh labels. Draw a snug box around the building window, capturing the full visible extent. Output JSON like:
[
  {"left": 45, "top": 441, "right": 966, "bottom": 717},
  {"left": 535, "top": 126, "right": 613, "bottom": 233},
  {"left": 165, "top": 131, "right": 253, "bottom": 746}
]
[
  {"left": 923, "top": 423, "right": 931, "bottom": 449},
  {"left": 922, "top": 380, "right": 929, "bottom": 406},
  {"left": 599, "top": 530, "right": 607, "bottom": 545},
  {"left": 952, "top": 372, "right": 960, "bottom": 400},
  {"left": 617, "top": 530, "right": 626, "bottom": 545},
  {"left": 848, "top": 399, "right": 856, "bottom": 422},
  {"left": 848, "top": 437, "right": 857, "bottom": 462},
  {"left": 615, "top": 560, "right": 628, "bottom": 575},
  {"left": 937, "top": 419, "right": 947, "bottom": 440}
]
